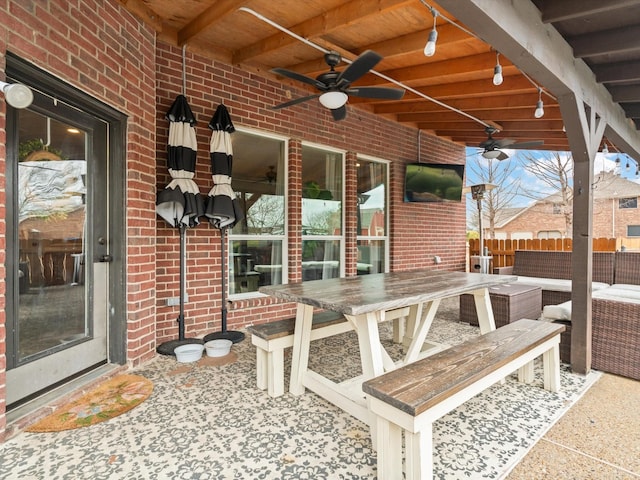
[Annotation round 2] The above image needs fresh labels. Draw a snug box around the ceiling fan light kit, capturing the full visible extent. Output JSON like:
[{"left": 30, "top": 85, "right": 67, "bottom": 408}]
[
  {"left": 476, "top": 126, "right": 543, "bottom": 161},
  {"left": 270, "top": 50, "right": 404, "bottom": 121},
  {"left": 319, "top": 91, "right": 348, "bottom": 109},
  {"left": 482, "top": 149, "right": 502, "bottom": 159}
]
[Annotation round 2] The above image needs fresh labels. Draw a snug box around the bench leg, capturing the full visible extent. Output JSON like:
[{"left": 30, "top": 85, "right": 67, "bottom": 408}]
[
  {"left": 543, "top": 343, "right": 561, "bottom": 392},
  {"left": 267, "top": 349, "right": 285, "bottom": 397},
  {"left": 290, "top": 303, "right": 314, "bottom": 396},
  {"left": 405, "top": 425, "right": 433, "bottom": 480},
  {"left": 255, "top": 347, "right": 268, "bottom": 391},
  {"left": 518, "top": 360, "right": 535, "bottom": 384},
  {"left": 375, "top": 416, "right": 403, "bottom": 480}
]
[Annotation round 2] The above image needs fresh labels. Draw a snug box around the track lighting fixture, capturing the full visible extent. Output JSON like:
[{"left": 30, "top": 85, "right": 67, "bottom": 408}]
[
  {"left": 534, "top": 88, "right": 544, "bottom": 118},
  {"left": 0, "top": 80, "right": 33, "bottom": 109},
  {"left": 423, "top": 9, "right": 438, "bottom": 57},
  {"left": 492, "top": 52, "right": 503, "bottom": 86}
]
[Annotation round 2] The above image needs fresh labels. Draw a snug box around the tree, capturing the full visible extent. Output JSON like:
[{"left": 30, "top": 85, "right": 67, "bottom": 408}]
[
  {"left": 466, "top": 154, "right": 523, "bottom": 239},
  {"left": 516, "top": 150, "right": 573, "bottom": 236}
]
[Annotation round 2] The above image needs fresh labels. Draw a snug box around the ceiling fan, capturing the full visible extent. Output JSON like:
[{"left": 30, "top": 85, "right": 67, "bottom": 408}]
[
  {"left": 476, "top": 126, "right": 544, "bottom": 160},
  {"left": 270, "top": 50, "right": 405, "bottom": 121}
]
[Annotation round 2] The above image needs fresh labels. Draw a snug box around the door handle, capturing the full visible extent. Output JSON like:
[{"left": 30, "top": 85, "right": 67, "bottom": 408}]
[{"left": 99, "top": 254, "right": 113, "bottom": 263}]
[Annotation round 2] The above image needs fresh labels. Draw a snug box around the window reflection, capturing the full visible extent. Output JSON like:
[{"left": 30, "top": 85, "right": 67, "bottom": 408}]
[
  {"left": 357, "top": 158, "right": 388, "bottom": 275},
  {"left": 229, "top": 131, "right": 286, "bottom": 294},
  {"left": 302, "top": 145, "right": 343, "bottom": 280}
]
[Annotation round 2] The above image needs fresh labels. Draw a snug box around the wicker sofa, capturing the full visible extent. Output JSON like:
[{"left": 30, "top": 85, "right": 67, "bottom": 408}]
[
  {"left": 540, "top": 251, "right": 640, "bottom": 381},
  {"left": 494, "top": 250, "right": 615, "bottom": 306}
]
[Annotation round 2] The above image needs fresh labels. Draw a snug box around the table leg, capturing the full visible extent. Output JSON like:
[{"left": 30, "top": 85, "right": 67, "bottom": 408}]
[
  {"left": 401, "top": 303, "right": 422, "bottom": 351},
  {"left": 351, "top": 311, "right": 386, "bottom": 380},
  {"left": 289, "top": 303, "right": 315, "bottom": 396},
  {"left": 404, "top": 298, "right": 440, "bottom": 364},
  {"left": 472, "top": 288, "right": 497, "bottom": 334}
]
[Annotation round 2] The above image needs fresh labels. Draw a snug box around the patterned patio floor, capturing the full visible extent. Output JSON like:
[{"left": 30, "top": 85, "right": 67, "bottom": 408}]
[{"left": 0, "top": 297, "right": 600, "bottom": 479}]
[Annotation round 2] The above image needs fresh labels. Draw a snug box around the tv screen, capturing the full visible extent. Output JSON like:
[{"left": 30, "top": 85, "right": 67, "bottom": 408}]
[{"left": 404, "top": 163, "right": 465, "bottom": 202}]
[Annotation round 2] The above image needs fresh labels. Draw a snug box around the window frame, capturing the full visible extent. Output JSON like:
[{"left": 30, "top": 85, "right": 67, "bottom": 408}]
[
  {"left": 301, "top": 141, "right": 346, "bottom": 279},
  {"left": 227, "top": 127, "right": 289, "bottom": 299},
  {"left": 356, "top": 154, "right": 390, "bottom": 274}
]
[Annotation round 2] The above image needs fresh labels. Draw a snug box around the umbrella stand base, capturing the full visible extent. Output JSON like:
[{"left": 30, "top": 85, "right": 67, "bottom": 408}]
[
  {"left": 156, "top": 338, "right": 204, "bottom": 356},
  {"left": 203, "top": 330, "right": 245, "bottom": 344}
]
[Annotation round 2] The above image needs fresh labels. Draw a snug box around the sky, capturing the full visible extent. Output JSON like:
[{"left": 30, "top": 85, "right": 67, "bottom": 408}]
[{"left": 464, "top": 147, "right": 640, "bottom": 209}]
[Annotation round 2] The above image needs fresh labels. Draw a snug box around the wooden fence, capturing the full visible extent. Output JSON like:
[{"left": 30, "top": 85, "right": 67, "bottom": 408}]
[{"left": 467, "top": 237, "right": 640, "bottom": 269}]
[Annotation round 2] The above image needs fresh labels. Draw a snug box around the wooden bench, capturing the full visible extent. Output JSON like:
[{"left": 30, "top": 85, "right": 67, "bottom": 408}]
[
  {"left": 248, "top": 307, "right": 410, "bottom": 398},
  {"left": 362, "top": 319, "right": 565, "bottom": 480}
]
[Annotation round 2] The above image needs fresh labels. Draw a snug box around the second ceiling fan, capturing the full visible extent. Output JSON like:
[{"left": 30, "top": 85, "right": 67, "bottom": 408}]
[
  {"left": 477, "top": 126, "right": 544, "bottom": 160},
  {"left": 270, "top": 50, "right": 405, "bottom": 121}
]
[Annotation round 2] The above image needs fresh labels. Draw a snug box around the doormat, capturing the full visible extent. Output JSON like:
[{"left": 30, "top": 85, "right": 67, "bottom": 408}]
[{"left": 26, "top": 374, "right": 153, "bottom": 433}]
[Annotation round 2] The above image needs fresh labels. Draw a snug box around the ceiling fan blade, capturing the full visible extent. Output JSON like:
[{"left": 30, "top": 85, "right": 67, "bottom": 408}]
[
  {"left": 510, "top": 140, "right": 545, "bottom": 149},
  {"left": 346, "top": 86, "right": 405, "bottom": 100},
  {"left": 497, "top": 151, "right": 510, "bottom": 161},
  {"left": 331, "top": 105, "right": 347, "bottom": 121},
  {"left": 271, "top": 68, "right": 325, "bottom": 89},
  {"left": 336, "top": 50, "right": 382, "bottom": 86},
  {"left": 271, "top": 94, "right": 320, "bottom": 110},
  {"left": 495, "top": 138, "right": 516, "bottom": 148}
]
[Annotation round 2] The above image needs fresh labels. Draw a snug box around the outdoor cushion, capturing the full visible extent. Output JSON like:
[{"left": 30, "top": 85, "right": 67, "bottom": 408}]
[
  {"left": 542, "top": 301, "right": 572, "bottom": 321},
  {"left": 514, "top": 276, "right": 609, "bottom": 292},
  {"left": 593, "top": 287, "right": 640, "bottom": 304}
]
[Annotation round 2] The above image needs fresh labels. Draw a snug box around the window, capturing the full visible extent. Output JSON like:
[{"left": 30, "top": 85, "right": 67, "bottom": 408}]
[
  {"left": 628, "top": 225, "right": 640, "bottom": 237},
  {"left": 357, "top": 156, "right": 389, "bottom": 274},
  {"left": 229, "top": 130, "right": 286, "bottom": 296},
  {"left": 619, "top": 197, "right": 637, "bottom": 209},
  {"left": 301, "top": 144, "right": 344, "bottom": 280},
  {"left": 537, "top": 230, "right": 562, "bottom": 239},
  {"left": 552, "top": 203, "right": 562, "bottom": 214}
]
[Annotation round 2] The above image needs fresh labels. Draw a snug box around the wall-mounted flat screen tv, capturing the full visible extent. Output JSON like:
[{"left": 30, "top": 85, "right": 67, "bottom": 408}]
[{"left": 404, "top": 162, "right": 465, "bottom": 203}]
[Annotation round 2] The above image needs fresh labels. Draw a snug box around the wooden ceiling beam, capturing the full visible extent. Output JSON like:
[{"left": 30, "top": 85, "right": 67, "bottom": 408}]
[
  {"left": 362, "top": 22, "right": 474, "bottom": 59},
  {"left": 437, "top": 0, "right": 640, "bottom": 158},
  {"left": 397, "top": 106, "right": 562, "bottom": 123},
  {"left": 373, "top": 93, "right": 545, "bottom": 114},
  {"left": 436, "top": 129, "right": 567, "bottom": 139},
  {"left": 593, "top": 60, "right": 640, "bottom": 84},
  {"left": 232, "top": 0, "right": 415, "bottom": 64},
  {"left": 609, "top": 85, "right": 640, "bottom": 102},
  {"left": 569, "top": 26, "right": 640, "bottom": 58},
  {"left": 540, "top": 0, "right": 639, "bottom": 23},
  {"left": 177, "top": 0, "right": 243, "bottom": 46},
  {"left": 116, "top": 0, "right": 163, "bottom": 31}
]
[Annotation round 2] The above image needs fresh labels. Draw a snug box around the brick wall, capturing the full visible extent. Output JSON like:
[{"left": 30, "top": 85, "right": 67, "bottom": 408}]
[
  {"left": 0, "top": 0, "right": 157, "bottom": 440},
  {"left": 496, "top": 198, "right": 640, "bottom": 239},
  {"left": 154, "top": 42, "right": 468, "bottom": 341},
  {"left": 0, "top": 0, "right": 467, "bottom": 440}
]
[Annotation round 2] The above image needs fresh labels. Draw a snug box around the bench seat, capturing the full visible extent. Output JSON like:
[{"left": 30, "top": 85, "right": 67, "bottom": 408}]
[
  {"left": 362, "top": 319, "right": 564, "bottom": 480},
  {"left": 249, "top": 307, "right": 411, "bottom": 397},
  {"left": 248, "top": 310, "right": 351, "bottom": 397}
]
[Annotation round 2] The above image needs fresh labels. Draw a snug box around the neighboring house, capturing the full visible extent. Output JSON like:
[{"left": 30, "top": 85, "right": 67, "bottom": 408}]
[{"left": 491, "top": 172, "right": 640, "bottom": 240}]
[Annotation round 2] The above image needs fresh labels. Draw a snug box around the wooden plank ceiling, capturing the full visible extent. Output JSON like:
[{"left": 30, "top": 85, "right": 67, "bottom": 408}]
[{"left": 120, "top": 0, "right": 640, "bottom": 156}]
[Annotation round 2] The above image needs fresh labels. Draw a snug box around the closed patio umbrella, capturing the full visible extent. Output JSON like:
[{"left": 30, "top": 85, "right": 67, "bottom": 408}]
[
  {"left": 203, "top": 104, "right": 245, "bottom": 344},
  {"left": 155, "top": 92, "right": 205, "bottom": 356}
]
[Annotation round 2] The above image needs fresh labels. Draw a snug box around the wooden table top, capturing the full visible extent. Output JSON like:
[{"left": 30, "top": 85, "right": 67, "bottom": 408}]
[{"left": 259, "top": 270, "right": 516, "bottom": 316}]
